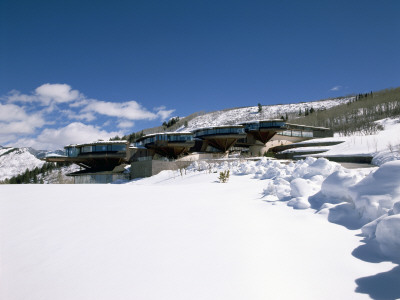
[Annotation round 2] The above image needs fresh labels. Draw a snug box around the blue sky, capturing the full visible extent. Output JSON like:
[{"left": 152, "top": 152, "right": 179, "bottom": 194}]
[{"left": 1, "top": 0, "right": 399, "bottom": 149}]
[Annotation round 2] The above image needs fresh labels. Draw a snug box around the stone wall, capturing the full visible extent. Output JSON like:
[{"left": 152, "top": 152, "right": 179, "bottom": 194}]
[{"left": 131, "top": 160, "right": 193, "bottom": 179}]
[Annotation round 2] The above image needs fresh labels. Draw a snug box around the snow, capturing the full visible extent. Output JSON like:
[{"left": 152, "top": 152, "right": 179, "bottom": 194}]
[
  {"left": 41, "top": 164, "right": 81, "bottom": 184},
  {"left": 280, "top": 146, "right": 331, "bottom": 153},
  {"left": 186, "top": 157, "right": 400, "bottom": 265},
  {"left": 184, "top": 97, "right": 353, "bottom": 131},
  {"left": 294, "top": 117, "right": 400, "bottom": 165},
  {"left": 0, "top": 147, "right": 44, "bottom": 181},
  {"left": 2, "top": 157, "right": 400, "bottom": 299}
]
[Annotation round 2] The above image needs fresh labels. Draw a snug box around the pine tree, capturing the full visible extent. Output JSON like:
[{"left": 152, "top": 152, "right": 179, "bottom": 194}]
[{"left": 258, "top": 103, "right": 263, "bottom": 113}]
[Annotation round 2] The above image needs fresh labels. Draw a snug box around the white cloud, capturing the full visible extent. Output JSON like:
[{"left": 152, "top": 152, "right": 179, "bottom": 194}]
[
  {"left": 6, "top": 90, "right": 36, "bottom": 103},
  {"left": 0, "top": 134, "right": 17, "bottom": 146},
  {"left": 61, "top": 109, "right": 97, "bottom": 122},
  {"left": 35, "top": 83, "right": 82, "bottom": 104},
  {"left": 0, "top": 103, "right": 29, "bottom": 121},
  {"left": 117, "top": 120, "right": 135, "bottom": 129},
  {"left": 7, "top": 83, "right": 83, "bottom": 105},
  {"left": 82, "top": 100, "right": 158, "bottom": 120},
  {"left": 1, "top": 83, "right": 176, "bottom": 149},
  {"left": 330, "top": 85, "right": 342, "bottom": 91},
  {"left": 11, "top": 122, "right": 123, "bottom": 150},
  {"left": 157, "top": 109, "right": 175, "bottom": 120},
  {"left": 0, "top": 104, "right": 45, "bottom": 135}
]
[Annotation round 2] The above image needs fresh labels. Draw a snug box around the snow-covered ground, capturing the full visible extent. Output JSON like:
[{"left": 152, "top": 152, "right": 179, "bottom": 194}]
[
  {"left": 183, "top": 97, "right": 353, "bottom": 131},
  {"left": 1, "top": 157, "right": 400, "bottom": 300},
  {"left": 287, "top": 117, "right": 400, "bottom": 165}
]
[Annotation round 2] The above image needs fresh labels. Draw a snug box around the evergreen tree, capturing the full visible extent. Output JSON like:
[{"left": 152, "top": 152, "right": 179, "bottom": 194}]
[{"left": 258, "top": 103, "right": 263, "bottom": 113}]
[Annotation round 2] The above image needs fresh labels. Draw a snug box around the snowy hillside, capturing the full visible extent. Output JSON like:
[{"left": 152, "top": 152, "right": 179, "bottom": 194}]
[
  {"left": 183, "top": 97, "right": 354, "bottom": 131},
  {"left": 282, "top": 117, "right": 400, "bottom": 165},
  {"left": 0, "top": 146, "right": 78, "bottom": 182},
  {"left": 0, "top": 147, "right": 45, "bottom": 181},
  {"left": 41, "top": 164, "right": 80, "bottom": 184}
]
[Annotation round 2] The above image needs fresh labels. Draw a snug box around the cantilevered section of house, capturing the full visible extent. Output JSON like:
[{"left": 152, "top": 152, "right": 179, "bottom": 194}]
[
  {"left": 240, "top": 119, "right": 286, "bottom": 144},
  {"left": 276, "top": 123, "right": 333, "bottom": 142},
  {"left": 45, "top": 140, "right": 130, "bottom": 170},
  {"left": 192, "top": 125, "right": 247, "bottom": 152},
  {"left": 135, "top": 132, "right": 195, "bottom": 159}
]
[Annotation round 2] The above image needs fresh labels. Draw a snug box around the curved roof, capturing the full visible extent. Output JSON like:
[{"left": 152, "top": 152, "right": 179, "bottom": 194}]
[
  {"left": 65, "top": 140, "right": 128, "bottom": 148},
  {"left": 191, "top": 125, "right": 245, "bottom": 132},
  {"left": 136, "top": 132, "right": 193, "bottom": 142}
]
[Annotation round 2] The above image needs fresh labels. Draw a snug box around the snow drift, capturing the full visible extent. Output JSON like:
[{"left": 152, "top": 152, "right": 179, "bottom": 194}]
[{"left": 188, "top": 158, "right": 400, "bottom": 262}]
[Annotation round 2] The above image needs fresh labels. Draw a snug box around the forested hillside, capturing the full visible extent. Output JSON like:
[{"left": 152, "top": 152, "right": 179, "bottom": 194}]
[{"left": 294, "top": 88, "right": 400, "bottom": 136}]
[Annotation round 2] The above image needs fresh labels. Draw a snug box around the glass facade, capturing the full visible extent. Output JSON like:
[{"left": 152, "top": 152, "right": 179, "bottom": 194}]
[
  {"left": 66, "top": 143, "right": 127, "bottom": 156},
  {"left": 194, "top": 127, "right": 245, "bottom": 138},
  {"left": 65, "top": 147, "right": 80, "bottom": 157},
  {"left": 82, "top": 146, "right": 93, "bottom": 153},
  {"left": 137, "top": 134, "right": 193, "bottom": 146},
  {"left": 243, "top": 121, "right": 286, "bottom": 131},
  {"left": 280, "top": 130, "right": 313, "bottom": 138},
  {"left": 243, "top": 121, "right": 285, "bottom": 131},
  {"left": 259, "top": 121, "right": 285, "bottom": 128}
]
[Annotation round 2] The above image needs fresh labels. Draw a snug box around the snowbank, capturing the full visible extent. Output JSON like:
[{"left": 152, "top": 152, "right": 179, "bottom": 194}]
[
  {"left": 186, "top": 157, "right": 400, "bottom": 262},
  {"left": 291, "top": 117, "right": 400, "bottom": 166}
]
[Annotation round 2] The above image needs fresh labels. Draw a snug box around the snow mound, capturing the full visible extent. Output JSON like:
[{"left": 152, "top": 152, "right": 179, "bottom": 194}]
[
  {"left": 375, "top": 215, "right": 400, "bottom": 261},
  {"left": 349, "top": 161, "right": 400, "bottom": 222},
  {"left": 185, "top": 157, "right": 400, "bottom": 262}
]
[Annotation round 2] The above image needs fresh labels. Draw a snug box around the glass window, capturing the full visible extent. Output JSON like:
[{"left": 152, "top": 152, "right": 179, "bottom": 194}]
[
  {"left": 95, "top": 145, "right": 107, "bottom": 152},
  {"left": 111, "top": 144, "right": 126, "bottom": 151},
  {"left": 65, "top": 147, "right": 79, "bottom": 157},
  {"left": 292, "top": 131, "right": 302, "bottom": 137},
  {"left": 82, "top": 146, "right": 92, "bottom": 153},
  {"left": 281, "top": 130, "right": 292, "bottom": 136},
  {"left": 302, "top": 131, "right": 313, "bottom": 137}
]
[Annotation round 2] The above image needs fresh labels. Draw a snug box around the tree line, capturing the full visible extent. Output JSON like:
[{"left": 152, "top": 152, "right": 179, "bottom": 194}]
[
  {"left": 293, "top": 88, "right": 400, "bottom": 136},
  {"left": 0, "top": 162, "right": 72, "bottom": 184}
]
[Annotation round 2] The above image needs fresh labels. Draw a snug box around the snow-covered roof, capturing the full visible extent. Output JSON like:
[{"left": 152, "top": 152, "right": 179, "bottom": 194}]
[
  {"left": 65, "top": 140, "right": 128, "bottom": 148},
  {"left": 45, "top": 153, "right": 67, "bottom": 158},
  {"left": 137, "top": 132, "right": 193, "bottom": 142}
]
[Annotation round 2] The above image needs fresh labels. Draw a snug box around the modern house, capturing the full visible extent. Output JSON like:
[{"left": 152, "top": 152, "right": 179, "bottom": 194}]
[
  {"left": 134, "top": 132, "right": 195, "bottom": 159},
  {"left": 46, "top": 120, "right": 334, "bottom": 183},
  {"left": 192, "top": 125, "right": 247, "bottom": 152},
  {"left": 45, "top": 140, "right": 131, "bottom": 183}
]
